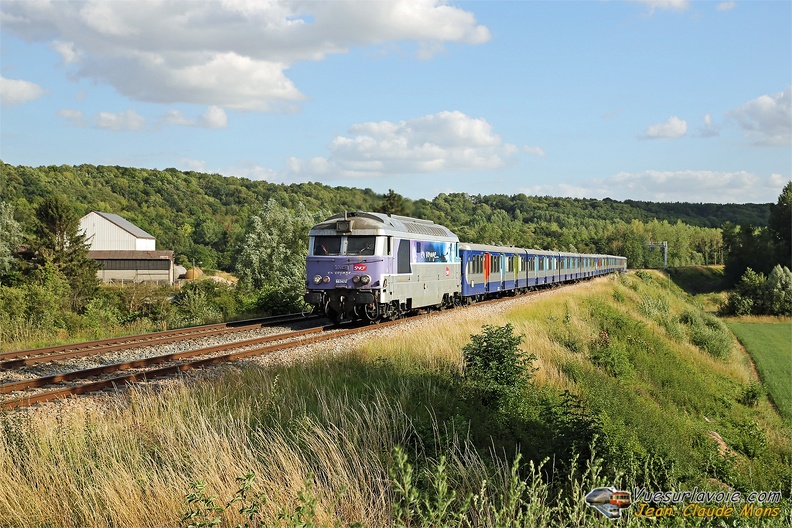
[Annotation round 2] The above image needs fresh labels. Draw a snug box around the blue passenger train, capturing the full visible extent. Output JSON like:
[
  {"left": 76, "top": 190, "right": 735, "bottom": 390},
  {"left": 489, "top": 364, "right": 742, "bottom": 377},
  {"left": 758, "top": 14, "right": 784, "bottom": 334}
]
[{"left": 304, "top": 212, "right": 626, "bottom": 323}]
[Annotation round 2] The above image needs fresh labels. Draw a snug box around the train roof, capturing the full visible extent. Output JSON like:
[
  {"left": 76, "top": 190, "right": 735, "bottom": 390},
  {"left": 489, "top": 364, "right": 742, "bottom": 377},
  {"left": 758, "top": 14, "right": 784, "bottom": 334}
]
[
  {"left": 459, "top": 243, "right": 626, "bottom": 260},
  {"left": 309, "top": 212, "right": 458, "bottom": 241}
]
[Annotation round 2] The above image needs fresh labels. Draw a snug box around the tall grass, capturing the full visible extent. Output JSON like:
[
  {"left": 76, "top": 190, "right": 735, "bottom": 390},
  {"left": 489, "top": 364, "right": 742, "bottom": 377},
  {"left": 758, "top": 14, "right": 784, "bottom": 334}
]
[{"left": 0, "top": 274, "right": 790, "bottom": 527}]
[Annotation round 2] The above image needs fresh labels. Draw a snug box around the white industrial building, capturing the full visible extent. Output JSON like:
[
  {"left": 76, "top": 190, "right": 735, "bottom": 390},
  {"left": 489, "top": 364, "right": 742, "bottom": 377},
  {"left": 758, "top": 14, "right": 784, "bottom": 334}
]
[{"left": 79, "top": 211, "right": 174, "bottom": 284}]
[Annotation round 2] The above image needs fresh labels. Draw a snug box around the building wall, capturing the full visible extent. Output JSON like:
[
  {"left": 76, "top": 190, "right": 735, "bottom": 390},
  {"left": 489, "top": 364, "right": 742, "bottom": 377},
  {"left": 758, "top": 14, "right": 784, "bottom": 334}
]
[
  {"left": 79, "top": 212, "right": 155, "bottom": 251},
  {"left": 96, "top": 269, "right": 172, "bottom": 285},
  {"left": 88, "top": 251, "right": 175, "bottom": 285}
]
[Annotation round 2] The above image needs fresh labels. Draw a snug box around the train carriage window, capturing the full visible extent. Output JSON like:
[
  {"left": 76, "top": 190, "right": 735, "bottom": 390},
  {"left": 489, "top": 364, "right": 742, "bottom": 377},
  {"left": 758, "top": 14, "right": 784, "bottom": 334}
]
[{"left": 313, "top": 236, "right": 342, "bottom": 255}]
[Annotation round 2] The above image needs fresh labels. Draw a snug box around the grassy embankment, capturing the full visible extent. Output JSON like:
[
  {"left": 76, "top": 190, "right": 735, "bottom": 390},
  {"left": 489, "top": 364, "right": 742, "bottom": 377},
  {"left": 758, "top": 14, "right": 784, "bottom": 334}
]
[
  {"left": 0, "top": 271, "right": 790, "bottom": 527},
  {"left": 666, "top": 265, "right": 727, "bottom": 312}
]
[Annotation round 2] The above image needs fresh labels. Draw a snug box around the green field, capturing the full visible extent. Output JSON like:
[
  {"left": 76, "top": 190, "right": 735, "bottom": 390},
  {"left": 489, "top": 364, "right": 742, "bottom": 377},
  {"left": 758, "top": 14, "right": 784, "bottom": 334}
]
[{"left": 727, "top": 321, "right": 792, "bottom": 421}]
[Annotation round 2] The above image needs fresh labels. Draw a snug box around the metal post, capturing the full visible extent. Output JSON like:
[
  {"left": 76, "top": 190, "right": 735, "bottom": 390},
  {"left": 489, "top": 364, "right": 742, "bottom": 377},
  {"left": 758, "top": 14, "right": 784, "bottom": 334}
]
[{"left": 646, "top": 241, "right": 668, "bottom": 269}]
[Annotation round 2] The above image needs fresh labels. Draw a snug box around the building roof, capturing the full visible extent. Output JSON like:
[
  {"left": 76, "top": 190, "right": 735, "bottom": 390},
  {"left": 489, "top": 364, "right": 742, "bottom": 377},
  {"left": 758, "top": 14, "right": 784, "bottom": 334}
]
[
  {"left": 90, "top": 211, "right": 155, "bottom": 240},
  {"left": 87, "top": 250, "right": 173, "bottom": 260}
]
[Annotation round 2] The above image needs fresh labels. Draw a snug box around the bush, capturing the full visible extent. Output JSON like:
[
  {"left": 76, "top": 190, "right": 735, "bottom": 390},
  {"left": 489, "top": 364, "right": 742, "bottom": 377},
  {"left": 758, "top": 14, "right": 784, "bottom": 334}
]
[
  {"left": 723, "top": 265, "right": 792, "bottom": 316},
  {"left": 462, "top": 323, "right": 536, "bottom": 406},
  {"left": 739, "top": 382, "right": 764, "bottom": 407},
  {"left": 763, "top": 265, "right": 792, "bottom": 316},
  {"left": 680, "top": 311, "right": 733, "bottom": 359},
  {"left": 589, "top": 330, "right": 631, "bottom": 378}
]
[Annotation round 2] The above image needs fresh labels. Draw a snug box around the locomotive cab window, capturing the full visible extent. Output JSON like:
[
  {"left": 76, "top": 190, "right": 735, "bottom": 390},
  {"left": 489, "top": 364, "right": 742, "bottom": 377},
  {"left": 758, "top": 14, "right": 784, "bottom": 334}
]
[
  {"left": 347, "top": 236, "right": 376, "bottom": 255},
  {"left": 313, "top": 236, "right": 342, "bottom": 255}
]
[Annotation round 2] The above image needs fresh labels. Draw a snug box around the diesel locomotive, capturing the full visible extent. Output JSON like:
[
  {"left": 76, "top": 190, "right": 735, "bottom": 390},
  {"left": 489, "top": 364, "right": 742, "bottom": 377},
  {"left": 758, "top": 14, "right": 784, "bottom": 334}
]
[{"left": 304, "top": 211, "right": 626, "bottom": 323}]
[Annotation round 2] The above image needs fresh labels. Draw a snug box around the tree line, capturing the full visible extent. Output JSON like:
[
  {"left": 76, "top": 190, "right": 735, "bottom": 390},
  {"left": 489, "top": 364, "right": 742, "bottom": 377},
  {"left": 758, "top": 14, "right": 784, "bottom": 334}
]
[{"left": 0, "top": 161, "right": 789, "bottom": 346}]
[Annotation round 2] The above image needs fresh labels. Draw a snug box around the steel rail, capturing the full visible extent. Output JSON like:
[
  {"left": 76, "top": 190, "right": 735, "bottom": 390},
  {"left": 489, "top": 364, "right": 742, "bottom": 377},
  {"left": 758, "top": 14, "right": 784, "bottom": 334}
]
[
  {"left": 1, "top": 320, "right": 400, "bottom": 410},
  {"left": 0, "top": 313, "right": 318, "bottom": 368},
  {"left": 0, "top": 325, "right": 331, "bottom": 394},
  {"left": 0, "top": 279, "right": 602, "bottom": 410}
]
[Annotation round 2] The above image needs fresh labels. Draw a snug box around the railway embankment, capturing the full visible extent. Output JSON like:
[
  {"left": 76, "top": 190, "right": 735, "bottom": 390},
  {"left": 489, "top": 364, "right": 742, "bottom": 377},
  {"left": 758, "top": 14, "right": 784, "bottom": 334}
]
[{"left": 0, "top": 272, "right": 790, "bottom": 527}]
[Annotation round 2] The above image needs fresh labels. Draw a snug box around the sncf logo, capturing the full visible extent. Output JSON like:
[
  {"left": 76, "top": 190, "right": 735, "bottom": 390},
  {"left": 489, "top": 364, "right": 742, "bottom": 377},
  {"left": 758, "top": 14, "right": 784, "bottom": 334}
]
[{"left": 353, "top": 263, "right": 367, "bottom": 271}]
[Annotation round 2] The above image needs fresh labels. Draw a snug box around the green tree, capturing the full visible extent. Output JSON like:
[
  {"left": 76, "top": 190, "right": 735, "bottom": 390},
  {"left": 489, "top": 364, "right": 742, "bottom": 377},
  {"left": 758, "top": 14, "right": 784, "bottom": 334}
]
[
  {"left": 235, "top": 200, "right": 324, "bottom": 313},
  {"left": 462, "top": 323, "right": 536, "bottom": 406},
  {"left": 724, "top": 268, "right": 766, "bottom": 316},
  {"left": 0, "top": 201, "right": 22, "bottom": 282},
  {"left": 378, "top": 189, "right": 408, "bottom": 216},
  {"left": 32, "top": 196, "right": 100, "bottom": 311},
  {"left": 768, "top": 181, "right": 792, "bottom": 269},
  {"left": 762, "top": 265, "right": 792, "bottom": 316}
]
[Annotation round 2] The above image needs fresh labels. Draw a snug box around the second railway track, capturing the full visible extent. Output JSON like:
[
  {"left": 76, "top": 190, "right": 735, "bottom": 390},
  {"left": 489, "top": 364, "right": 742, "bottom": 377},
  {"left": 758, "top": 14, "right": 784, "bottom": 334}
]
[
  {"left": 0, "top": 282, "right": 581, "bottom": 411},
  {"left": 0, "top": 312, "right": 318, "bottom": 369},
  {"left": 0, "top": 318, "right": 407, "bottom": 410}
]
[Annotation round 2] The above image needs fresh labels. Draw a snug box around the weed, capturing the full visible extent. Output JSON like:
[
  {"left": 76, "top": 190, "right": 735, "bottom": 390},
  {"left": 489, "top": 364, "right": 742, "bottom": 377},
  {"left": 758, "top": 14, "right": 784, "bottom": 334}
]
[
  {"left": 739, "top": 382, "right": 764, "bottom": 407},
  {"left": 181, "top": 481, "right": 223, "bottom": 528}
]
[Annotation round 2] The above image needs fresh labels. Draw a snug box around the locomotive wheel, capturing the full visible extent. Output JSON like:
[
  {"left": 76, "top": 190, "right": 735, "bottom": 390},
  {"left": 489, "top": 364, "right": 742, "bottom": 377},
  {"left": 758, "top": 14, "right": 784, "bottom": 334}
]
[
  {"left": 326, "top": 307, "right": 343, "bottom": 325},
  {"left": 363, "top": 302, "right": 380, "bottom": 322}
]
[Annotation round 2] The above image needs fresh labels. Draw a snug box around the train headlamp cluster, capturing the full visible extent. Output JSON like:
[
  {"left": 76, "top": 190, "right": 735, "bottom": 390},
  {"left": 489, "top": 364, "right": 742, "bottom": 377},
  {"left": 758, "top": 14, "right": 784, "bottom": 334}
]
[{"left": 314, "top": 274, "right": 370, "bottom": 285}]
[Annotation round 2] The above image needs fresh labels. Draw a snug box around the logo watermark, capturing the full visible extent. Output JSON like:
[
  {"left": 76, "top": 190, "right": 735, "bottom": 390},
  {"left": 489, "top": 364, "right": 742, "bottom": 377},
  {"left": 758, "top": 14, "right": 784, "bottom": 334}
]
[
  {"left": 586, "top": 486, "right": 784, "bottom": 520},
  {"left": 585, "top": 487, "right": 631, "bottom": 519}
]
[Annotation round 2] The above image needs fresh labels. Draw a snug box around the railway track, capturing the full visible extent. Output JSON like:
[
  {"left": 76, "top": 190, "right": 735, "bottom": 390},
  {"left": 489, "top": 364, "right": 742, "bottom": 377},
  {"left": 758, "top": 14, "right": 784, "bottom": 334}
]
[
  {"left": 0, "top": 318, "right": 404, "bottom": 410},
  {"left": 0, "top": 312, "right": 317, "bottom": 369},
  {"left": 0, "top": 283, "right": 577, "bottom": 410}
]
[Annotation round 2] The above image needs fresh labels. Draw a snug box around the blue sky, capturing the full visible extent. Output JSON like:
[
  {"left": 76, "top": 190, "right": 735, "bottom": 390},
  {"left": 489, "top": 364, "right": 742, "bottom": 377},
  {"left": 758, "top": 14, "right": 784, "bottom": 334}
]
[{"left": 1, "top": 0, "right": 790, "bottom": 204}]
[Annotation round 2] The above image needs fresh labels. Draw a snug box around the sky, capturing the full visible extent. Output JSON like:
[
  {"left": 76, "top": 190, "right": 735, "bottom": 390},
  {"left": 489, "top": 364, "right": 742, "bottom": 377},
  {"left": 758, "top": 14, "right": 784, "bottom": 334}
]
[{"left": 1, "top": 0, "right": 790, "bottom": 204}]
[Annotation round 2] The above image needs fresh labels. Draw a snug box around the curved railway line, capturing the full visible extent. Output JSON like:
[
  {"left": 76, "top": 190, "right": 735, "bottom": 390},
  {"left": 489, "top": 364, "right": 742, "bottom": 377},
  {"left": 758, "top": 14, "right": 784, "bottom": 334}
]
[{"left": 0, "top": 281, "right": 591, "bottom": 411}]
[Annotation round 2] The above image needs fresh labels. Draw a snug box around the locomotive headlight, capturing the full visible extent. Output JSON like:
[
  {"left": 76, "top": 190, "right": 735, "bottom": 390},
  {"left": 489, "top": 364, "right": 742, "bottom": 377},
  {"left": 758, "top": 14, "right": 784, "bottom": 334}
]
[
  {"left": 360, "top": 274, "right": 371, "bottom": 285},
  {"left": 352, "top": 275, "right": 360, "bottom": 284},
  {"left": 322, "top": 276, "right": 330, "bottom": 283},
  {"left": 313, "top": 275, "right": 323, "bottom": 285}
]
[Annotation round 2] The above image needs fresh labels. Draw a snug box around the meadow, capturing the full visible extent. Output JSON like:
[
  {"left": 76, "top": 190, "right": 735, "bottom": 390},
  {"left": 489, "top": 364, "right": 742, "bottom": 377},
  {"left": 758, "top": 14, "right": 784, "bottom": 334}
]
[
  {"left": 0, "top": 271, "right": 789, "bottom": 527},
  {"left": 726, "top": 320, "right": 792, "bottom": 422}
]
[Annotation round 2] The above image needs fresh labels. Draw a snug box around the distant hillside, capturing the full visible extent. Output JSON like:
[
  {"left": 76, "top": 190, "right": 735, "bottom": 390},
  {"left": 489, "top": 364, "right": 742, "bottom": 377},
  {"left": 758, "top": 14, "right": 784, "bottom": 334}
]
[
  {"left": 0, "top": 161, "right": 769, "bottom": 270},
  {"left": 623, "top": 199, "right": 771, "bottom": 228}
]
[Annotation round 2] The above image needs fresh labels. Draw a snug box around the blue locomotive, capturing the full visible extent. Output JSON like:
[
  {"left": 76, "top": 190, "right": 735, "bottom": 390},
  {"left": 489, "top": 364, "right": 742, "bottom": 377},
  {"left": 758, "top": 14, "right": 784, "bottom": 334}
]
[{"left": 304, "top": 212, "right": 626, "bottom": 323}]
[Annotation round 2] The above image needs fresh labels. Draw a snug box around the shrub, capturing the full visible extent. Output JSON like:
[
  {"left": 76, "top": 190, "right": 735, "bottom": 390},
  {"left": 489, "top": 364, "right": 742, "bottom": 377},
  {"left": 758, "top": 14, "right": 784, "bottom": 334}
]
[
  {"left": 739, "top": 382, "right": 764, "bottom": 407},
  {"left": 731, "top": 420, "right": 767, "bottom": 459},
  {"left": 721, "top": 266, "right": 792, "bottom": 316},
  {"left": 462, "top": 323, "right": 536, "bottom": 406},
  {"left": 589, "top": 330, "right": 631, "bottom": 378},
  {"left": 762, "top": 265, "right": 792, "bottom": 316}
]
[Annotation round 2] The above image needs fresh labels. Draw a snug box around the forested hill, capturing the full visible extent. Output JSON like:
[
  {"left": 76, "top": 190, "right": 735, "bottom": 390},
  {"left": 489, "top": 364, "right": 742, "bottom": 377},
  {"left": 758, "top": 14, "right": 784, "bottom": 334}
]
[{"left": 0, "top": 161, "right": 771, "bottom": 270}]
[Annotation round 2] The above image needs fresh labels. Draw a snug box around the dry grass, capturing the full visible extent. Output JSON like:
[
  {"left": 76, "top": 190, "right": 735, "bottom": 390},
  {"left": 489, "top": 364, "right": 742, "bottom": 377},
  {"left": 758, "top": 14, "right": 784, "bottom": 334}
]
[{"left": 1, "top": 275, "right": 790, "bottom": 527}]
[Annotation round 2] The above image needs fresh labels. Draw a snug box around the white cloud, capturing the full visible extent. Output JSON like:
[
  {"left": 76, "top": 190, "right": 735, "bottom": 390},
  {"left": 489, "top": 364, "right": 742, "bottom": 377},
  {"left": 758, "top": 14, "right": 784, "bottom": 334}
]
[
  {"left": 521, "top": 171, "right": 786, "bottom": 204},
  {"left": 52, "top": 40, "right": 80, "bottom": 64},
  {"left": 96, "top": 109, "right": 146, "bottom": 131},
  {"left": 0, "top": 76, "right": 45, "bottom": 105},
  {"left": 198, "top": 106, "right": 228, "bottom": 129},
  {"left": 629, "top": 0, "right": 690, "bottom": 13},
  {"left": 285, "top": 111, "right": 517, "bottom": 180},
  {"left": 179, "top": 158, "right": 208, "bottom": 173},
  {"left": 641, "top": 115, "right": 687, "bottom": 139},
  {"left": 716, "top": 2, "right": 736, "bottom": 11},
  {"left": 58, "top": 108, "right": 87, "bottom": 127},
  {"left": 1, "top": 0, "right": 490, "bottom": 111},
  {"left": 728, "top": 86, "right": 791, "bottom": 146},
  {"left": 698, "top": 113, "right": 719, "bottom": 138},
  {"left": 163, "top": 106, "right": 228, "bottom": 128},
  {"left": 523, "top": 146, "right": 546, "bottom": 157}
]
